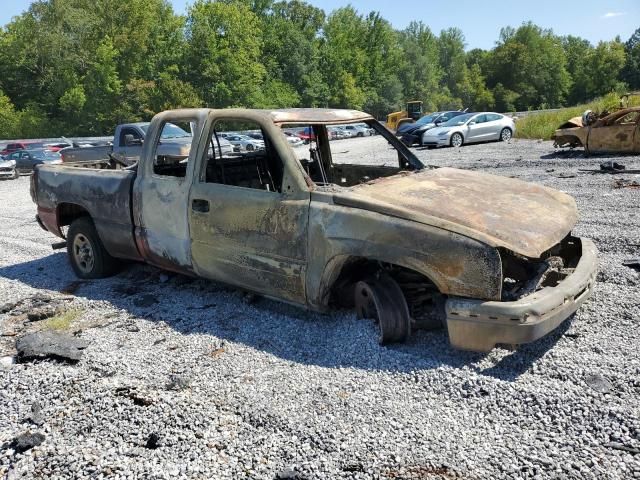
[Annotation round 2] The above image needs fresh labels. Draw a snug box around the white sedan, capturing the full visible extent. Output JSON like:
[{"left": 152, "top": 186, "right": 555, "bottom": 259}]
[
  {"left": 0, "top": 158, "right": 18, "bottom": 180},
  {"left": 421, "top": 112, "right": 515, "bottom": 148},
  {"left": 283, "top": 131, "right": 304, "bottom": 147},
  {"left": 225, "top": 134, "right": 265, "bottom": 152}
]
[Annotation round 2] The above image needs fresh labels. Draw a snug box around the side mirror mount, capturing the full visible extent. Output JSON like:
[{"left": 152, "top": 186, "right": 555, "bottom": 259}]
[
  {"left": 124, "top": 134, "right": 142, "bottom": 147},
  {"left": 468, "top": 121, "right": 476, "bottom": 126}
]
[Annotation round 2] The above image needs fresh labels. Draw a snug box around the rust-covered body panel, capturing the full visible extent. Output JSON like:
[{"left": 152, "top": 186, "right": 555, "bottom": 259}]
[
  {"left": 331, "top": 168, "right": 577, "bottom": 259},
  {"left": 306, "top": 190, "right": 504, "bottom": 308},
  {"left": 553, "top": 107, "right": 640, "bottom": 153}
]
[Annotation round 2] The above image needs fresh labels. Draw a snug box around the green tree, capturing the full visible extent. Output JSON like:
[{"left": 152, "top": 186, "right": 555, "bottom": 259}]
[
  {"left": 184, "top": 0, "right": 266, "bottom": 107},
  {"left": 584, "top": 39, "right": 627, "bottom": 98},
  {"left": 622, "top": 28, "right": 640, "bottom": 89},
  {"left": 485, "top": 22, "right": 571, "bottom": 109},
  {"left": 82, "top": 36, "right": 123, "bottom": 133},
  {"left": 562, "top": 35, "right": 593, "bottom": 104},
  {"left": 0, "top": 91, "right": 20, "bottom": 140},
  {"left": 397, "top": 22, "right": 442, "bottom": 110},
  {"left": 321, "top": 7, "right": 368, "bottom": 108},
  {"left": 259, "top": 1, "right": 327, "bottom": 107}
]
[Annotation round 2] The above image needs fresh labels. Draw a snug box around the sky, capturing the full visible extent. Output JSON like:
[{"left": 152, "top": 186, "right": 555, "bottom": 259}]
[{"left": 1, "top": 0, "right": 638, "bottom": 50}]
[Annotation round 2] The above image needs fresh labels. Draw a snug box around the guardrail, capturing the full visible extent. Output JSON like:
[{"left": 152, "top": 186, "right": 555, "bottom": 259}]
[{"left": 507, "top": 108, "right": 565, "bottom": 118}]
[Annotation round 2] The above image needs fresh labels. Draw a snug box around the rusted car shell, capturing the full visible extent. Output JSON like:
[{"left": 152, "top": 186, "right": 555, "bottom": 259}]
[{"left": 553, "top": 107, "right": 640, "bottom": 153}]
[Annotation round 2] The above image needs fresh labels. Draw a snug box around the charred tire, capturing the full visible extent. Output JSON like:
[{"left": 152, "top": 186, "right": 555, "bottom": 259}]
[
  {"left": 67, "top": 217, "right": 119, "bottom": 279},
  {"left": 500, "top": 127, "right": 512, "bottom": 142},
  {"left": 354, "top": 275, "right": 411, "bottom": 345},
  {"left": 450, "top": 132, "right": 463, "bottom": 148}
]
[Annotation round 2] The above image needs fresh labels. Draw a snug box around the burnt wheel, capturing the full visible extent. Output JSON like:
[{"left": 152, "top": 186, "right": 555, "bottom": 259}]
[
  {"left": 354, "top": 275, "right": 411, "bottom": 345},
  {"left": 67, "top": 217, "right": 119, "bottom": 279}
]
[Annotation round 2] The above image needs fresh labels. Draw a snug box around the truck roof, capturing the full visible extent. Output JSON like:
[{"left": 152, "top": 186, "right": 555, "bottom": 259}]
[
  {"left": 155, "top": 108, "right": 374, "bottom": 127},
  {"left": 265, "top": 108, "right": 373, "bottom": 125}
]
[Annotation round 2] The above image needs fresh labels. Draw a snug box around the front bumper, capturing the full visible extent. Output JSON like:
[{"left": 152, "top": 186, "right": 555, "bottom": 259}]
[
  {"left": 445, "top": 238, "right": 598, "bottom": 352},
  {"left": 0, "top": 169, "right": 16, "bottom": 179},
  {"left": 421, "top": 136, "right": 449, "bottom": 147}
]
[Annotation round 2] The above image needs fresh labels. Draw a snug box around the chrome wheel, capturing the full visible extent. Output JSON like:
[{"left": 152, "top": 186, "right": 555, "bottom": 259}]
[
  {"left": 72, "top": 234, "right": 94, "bottom": 274},
  {"left": 500, "top": 128, "right": 512, "bottom": 141},
  {"left": 451, "top": 133, "right": 463, "bottom": 148}
]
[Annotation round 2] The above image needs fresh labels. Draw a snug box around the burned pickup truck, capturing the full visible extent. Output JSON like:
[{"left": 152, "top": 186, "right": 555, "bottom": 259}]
[
  {"left": 31, "top": 108, "right": 597, "bottom": 352},
  {"left": 553, "top": 107, "right": 640, "bottom": 153}
]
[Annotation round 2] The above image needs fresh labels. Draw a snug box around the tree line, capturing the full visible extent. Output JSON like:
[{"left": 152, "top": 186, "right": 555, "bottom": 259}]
[{"left": 0, "top": 0, "right": 638, "bottom": 139}]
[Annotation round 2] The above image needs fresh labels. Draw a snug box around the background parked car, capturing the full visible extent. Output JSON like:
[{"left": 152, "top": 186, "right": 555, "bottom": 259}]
[
  {"left": 211, "top": 136, "right": 235, "bottom": 156},
  {"left": 327, "top": 126, "right": 349, "bottom": 140},
  {"left": 43, "top": 142, "right": 72, "bottom": 152},
  {"left": 342, "top": 124, "right": 374, "bottom": 137},
  {"left": 247, "top": 131, "right": 264, "bottom": 140},
  {"left": 0, "top": 142, "right": 34, "bottom": 156},
  {"left": 421, "top": 112, "right": 515, "bottom": 148},
  {"left": 225, "top": 134, "right": 265, "bottom": 152},
  {"left": 283, "top": 131, "right": 304, "bottom": 146},
  {"left": 399, "top": 111, "right": 468, "bottom": 145},
  {"left": 0, "top": 158, "right": 18, "bottom": 180},
  {"left": 297, "top": 127, "right": 316, "bottom": 143},
  {"left": 6, "top": 148, "right": 62, "bottom": 173}
]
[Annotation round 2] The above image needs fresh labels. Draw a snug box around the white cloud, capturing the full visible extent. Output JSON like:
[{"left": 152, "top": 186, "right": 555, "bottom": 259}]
[{"left": 602, "top": 12, "right": 625, "bottom": 18}]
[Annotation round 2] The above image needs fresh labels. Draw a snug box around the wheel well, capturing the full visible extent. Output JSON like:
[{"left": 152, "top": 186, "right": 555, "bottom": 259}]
[
  {"left": 328, "top": 257, "right": 445, "bottom": 324},
  {"left": 553, "top": 134, "right": 583, "bottom": 148},
  {"left": 57, "top": 203, "right": 90, "bottom": 228}
]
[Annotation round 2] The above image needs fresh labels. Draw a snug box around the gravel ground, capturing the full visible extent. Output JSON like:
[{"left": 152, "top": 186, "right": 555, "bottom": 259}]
[{"left": 1, "top": 138, "right": 639, "bottom": 479}]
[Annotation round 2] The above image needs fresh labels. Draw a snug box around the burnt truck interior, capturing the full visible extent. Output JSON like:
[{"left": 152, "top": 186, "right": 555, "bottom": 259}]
[
  {"left": 72, "top": 117, "right": 426, "bottom": 194},
  {"left": 204, "top": 119, "right": 425, "bottom": 193},
  {"left": 288, "top": 120, "right": 424, "bottom": 188},
  {"left": 205, "top": 120, "right": 284, "bottom": 192}
]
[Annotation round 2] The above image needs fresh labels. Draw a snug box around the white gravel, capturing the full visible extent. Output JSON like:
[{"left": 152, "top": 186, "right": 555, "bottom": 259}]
[{"left": 1, "top": 138, "right": 639, "bottom": 479}]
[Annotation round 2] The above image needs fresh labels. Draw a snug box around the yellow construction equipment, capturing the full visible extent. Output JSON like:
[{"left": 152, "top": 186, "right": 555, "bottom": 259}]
[{"left": 386, "top": 101, "right": 423, "bottom": 132}]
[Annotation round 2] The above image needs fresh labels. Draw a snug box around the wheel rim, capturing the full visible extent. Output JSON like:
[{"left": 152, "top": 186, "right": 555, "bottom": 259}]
[
  {"left": 73, "top": 234, "right": 95, "bottom": 274},
  {"left": 501, "top": 128, "right": 512, "bottom": 141},
  {"left": 246, "top": 144, "right": 254, "bottom": 151},
  {"left": 451, "top": 133, "right": 462, "bottom": 147}
]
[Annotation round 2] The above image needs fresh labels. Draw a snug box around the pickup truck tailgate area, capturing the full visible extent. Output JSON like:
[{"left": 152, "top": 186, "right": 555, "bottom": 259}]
[{"left": 35, "top": 165, "right": 140, "bottom": 261}]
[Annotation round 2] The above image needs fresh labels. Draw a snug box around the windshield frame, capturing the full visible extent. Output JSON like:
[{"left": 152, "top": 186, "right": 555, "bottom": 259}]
[
  {"left": 441, "top": 113, "right": 474, "bottom": 127},
  {"left": 140, "top": 122, "right": 192, "bottom": 139},
  {"left": 415, "top": 113, "right": 439, "bottom": 126}
]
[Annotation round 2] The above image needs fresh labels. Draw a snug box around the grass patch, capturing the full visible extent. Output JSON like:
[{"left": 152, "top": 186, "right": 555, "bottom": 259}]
[
  {"left": 45, "top": 308, "right": 84, "bottom": 331},
  {"left": 514, "top": 93, "right": 640, "bottom": 140}
]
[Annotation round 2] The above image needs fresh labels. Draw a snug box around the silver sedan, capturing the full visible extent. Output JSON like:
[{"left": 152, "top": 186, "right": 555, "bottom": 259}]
[{"left": 421, "top": 112, "right": 515, "bottom": 148}]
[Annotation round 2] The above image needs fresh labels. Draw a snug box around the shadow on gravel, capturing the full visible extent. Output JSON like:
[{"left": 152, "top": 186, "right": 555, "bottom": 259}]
[
  {"left": 477, "top": 316, "right": 574, "bottom": 381},
  {"left": 540, "top": 150, "right": 638, "bottom": 160},
  {"left": 0, "top": 253, "right": 566, "bottom": 380}
]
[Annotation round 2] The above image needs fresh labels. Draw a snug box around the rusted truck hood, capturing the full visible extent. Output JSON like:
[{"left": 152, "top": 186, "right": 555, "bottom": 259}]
[{"left": 333, "top": 167, "right": 577, "bottom": 258}]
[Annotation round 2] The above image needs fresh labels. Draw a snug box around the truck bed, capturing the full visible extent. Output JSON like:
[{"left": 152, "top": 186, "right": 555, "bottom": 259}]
[
  {"left": 60, "top": 144, "right": 113, "bottom": 163},
  {"left": 34, "top": 164, "right": 141, "bottom": 261}
]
